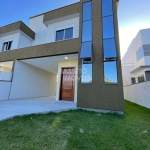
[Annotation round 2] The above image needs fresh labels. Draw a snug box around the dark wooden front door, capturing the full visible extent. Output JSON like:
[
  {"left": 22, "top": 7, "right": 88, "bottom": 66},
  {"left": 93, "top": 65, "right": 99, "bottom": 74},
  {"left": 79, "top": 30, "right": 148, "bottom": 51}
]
[{"left": 60, "top": 67, "right": 75, "bottom": 101}]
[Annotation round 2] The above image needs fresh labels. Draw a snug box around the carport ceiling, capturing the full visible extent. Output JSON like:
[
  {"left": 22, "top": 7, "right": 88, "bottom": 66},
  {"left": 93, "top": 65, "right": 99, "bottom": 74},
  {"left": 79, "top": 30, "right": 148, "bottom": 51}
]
[
  {"left": 0, "top": 61, "right": 13, "bottom": 68},
  {"left": 21, "top": 54, "right": 78, "bottom": 74}
]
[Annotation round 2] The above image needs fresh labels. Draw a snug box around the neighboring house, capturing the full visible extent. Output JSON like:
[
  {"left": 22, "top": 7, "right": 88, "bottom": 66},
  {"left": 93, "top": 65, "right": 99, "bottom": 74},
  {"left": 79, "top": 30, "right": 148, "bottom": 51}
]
[
  {"left": 122, "top": 28, "right": 150, "bottom": 108},
  {"left": 0, "top": 0, "right": 124, "bottom": 113}
]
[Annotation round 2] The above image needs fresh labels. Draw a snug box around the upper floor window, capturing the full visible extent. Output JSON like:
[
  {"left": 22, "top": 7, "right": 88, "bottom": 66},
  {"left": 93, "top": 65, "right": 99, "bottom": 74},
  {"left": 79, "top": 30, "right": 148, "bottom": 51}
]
[
  {"left": 102, "top": 0, "right": 113, "bottom": 17},
  {"left": 2, "top": 41, "right": 12, "bottom": 51},
  {"left": 56, "top": 27, "right": 73, "bottom": 41},
  {"left": 137, "top": 46, "right": 144, "bottom": 61}
]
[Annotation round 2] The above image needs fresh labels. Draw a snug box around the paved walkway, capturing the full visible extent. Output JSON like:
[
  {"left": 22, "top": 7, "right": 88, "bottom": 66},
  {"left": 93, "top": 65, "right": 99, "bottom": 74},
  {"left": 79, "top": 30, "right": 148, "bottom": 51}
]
[{"left": 0, "top": 97, "right": 77, "bottom": 122}]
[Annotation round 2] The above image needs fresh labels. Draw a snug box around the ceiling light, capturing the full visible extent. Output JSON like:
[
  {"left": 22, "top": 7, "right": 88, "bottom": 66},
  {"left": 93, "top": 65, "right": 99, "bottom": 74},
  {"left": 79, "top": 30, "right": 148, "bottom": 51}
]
[{"left": 64, "top": 57, "right": 68, "bottom": 59}]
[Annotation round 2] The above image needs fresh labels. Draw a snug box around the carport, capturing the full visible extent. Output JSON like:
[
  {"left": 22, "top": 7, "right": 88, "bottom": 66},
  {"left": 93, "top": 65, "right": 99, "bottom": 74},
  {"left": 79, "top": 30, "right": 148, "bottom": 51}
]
[{"left": 0, "top": 97, "right": 76, "bottom": 121}]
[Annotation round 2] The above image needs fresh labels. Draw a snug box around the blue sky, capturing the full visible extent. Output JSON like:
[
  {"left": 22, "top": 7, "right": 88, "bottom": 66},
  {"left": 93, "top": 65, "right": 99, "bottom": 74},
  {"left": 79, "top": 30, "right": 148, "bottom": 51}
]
[{"left": 0, "top": 0, "right": 150, "bottom": 57}]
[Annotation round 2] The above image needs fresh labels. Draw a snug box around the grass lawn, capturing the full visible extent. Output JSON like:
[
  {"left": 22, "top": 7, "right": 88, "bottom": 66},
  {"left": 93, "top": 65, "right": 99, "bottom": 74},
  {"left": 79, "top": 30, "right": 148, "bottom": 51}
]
[{"left": 0, "top": 100, "right": 150, "bottom": 150}]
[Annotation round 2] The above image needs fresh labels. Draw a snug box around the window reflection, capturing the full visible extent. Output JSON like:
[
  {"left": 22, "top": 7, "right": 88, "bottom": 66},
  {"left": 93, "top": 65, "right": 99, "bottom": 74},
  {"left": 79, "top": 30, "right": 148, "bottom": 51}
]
[
  {"left": 102, "top": 0, "right": 113, "bottom": 17},
  {"left": 103, "top": 38, "right": 117, "bottom": 58},
  {"left": 137, "top": 46, "right": 144, "bottom": 61},
  {"left": 81, "top": 63, "right": 92, "bottom": 83},
  {"left": 102, "top": 16, "right": 114, "bottom": 39},
  {"left": 82, "top": 20, "right": 92, "bottom": 42},
  {"left": 65, "top": 27, "right": 73, "bottom": 40},
  {"left": 83, "top": 1, "right": 92, "bottom": 21},
  {"left": 104, "top": 61, "right": 117, "bottom": 83},
  {"left": 56, "top": 30, "right": 64, "bottom": 41},
  {"left": 80, "top": 42, "right": 92, "bottom": 58}
]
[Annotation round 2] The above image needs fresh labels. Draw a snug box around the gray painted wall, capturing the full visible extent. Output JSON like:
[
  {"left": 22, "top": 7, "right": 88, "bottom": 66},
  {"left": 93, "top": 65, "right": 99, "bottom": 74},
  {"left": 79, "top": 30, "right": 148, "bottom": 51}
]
[{"left": 9, "top": 60, "right": 56, "bottom": 99}]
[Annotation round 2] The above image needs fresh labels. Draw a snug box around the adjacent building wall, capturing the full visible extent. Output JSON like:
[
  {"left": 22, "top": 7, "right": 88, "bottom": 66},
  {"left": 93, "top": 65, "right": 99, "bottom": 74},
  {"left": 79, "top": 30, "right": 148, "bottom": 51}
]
[
  {"left": 124, "top": 81, "right": 150, "bottom": 109},
  {"left": 0, "top": 82, "right": 11, "bottom": 100},
  {"left": 9, "top": 60, "right": 56, "bottom": 99},
  {"left": 56, "top": 60, "right": 78, "bottom": 102}
]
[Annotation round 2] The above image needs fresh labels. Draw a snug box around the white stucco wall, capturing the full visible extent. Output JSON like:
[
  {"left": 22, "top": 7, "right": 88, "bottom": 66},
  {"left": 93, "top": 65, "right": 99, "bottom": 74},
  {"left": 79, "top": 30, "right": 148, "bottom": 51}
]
[
  {"left": 29, "top": 15, "right": 48, "bottom": 46},
  {"left": 0, "top": 82, "right": 11, "bottom": 100},
  {"left": 145, "top": 56, "right": 150, "bottom": 65},
  {"left": 122, "top": 66, "right": 134, "bottom": 86},
  {"left": 17, "top": 32, "right": 32, "bottom": 48},
  {"left": 141, "top": 28, "right": 150, "bottom": 45},
  {"left": 46, "top": 17, "right": 79, "bottom": 43},
  {"left": 124, "top": 81, "right": 150, "bottom": 109},
  {"left": 9, "top": 60, "right": 57, "bottom": 99},
  {"left": 29, "top": 14, "right": 79, "bottom": 46},
  {"left": 0, "top": 71, "right": 12, "bottom": 81},
  {"left": 56, "top": 60, "right": 78, "bottom": 102}
]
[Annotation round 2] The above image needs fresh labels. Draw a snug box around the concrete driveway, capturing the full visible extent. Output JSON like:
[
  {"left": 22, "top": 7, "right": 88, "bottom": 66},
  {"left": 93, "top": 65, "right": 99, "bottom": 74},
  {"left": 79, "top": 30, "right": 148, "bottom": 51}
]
[{"left": 0, "top": 97, "right": 77, "bottom": 122}]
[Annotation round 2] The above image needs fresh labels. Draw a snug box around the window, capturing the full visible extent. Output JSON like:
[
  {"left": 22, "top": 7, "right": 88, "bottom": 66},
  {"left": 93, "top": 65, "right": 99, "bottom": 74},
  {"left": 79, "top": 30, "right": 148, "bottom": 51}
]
[
  {"left": 82, "top": 1, "right": 92, "bottom": 21},
  {"left": 138, "top": 75, "right": 145, "bottom": 83},
  {"left": 136, "top": 46, "right": 144, "bottom": 61},
  {"left": 104, "top": 61, "right": 118, "bottom": 83},
  {"left": 81, "top": 62, "right": 92, "bottom": 83},
  {"left": 102, "top": 0, "right": 113, "bottom": 17},
  {"left": 2, "top": 41, "right": 12, "bottom": 51},
  {"left": 103, "top": 38, "right": 117, "bottom": 58},
  {"left": 131, "top": 78, "right": 136, "bottom": 84},
  {"left": 102, "top": 16, "right": 114, "bottom": 39},
  {"left": 80, "top": 42, "right": 92, "bottom": 59},
  {"left": 102, "top": 0, "right": 118, "bottom": 84},
  {"left": 56, "top": 27, "right": 73, "bottom": 41},
  {"left": 81, "top": 1, "right": 93, "bottom": 83},
  {"left": 82, "top": 20, "right": 92, "bottom": 42}
]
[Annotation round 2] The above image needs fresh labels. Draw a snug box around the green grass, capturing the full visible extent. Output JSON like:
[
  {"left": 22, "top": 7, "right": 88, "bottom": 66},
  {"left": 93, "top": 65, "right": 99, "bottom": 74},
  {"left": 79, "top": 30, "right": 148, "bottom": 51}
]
[{"left": 0, "top": 100, "right": 150, "bottom": 150}]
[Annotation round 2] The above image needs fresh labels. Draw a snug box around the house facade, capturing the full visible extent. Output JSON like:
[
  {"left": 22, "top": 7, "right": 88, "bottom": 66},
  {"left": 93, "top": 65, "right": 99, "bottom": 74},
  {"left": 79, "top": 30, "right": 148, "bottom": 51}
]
[
  {"left": 122, "top": 28, "right": 150, "bottom": 86},
  {"left": 0, "top": 0, "right": 124, "bottom": 113}
]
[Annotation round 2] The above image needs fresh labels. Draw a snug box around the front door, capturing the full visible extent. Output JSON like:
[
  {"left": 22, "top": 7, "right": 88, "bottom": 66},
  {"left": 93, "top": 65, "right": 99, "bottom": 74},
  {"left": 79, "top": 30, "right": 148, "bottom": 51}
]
[{"left": 60, "top": 67, "right": 75, "bottom": 101}]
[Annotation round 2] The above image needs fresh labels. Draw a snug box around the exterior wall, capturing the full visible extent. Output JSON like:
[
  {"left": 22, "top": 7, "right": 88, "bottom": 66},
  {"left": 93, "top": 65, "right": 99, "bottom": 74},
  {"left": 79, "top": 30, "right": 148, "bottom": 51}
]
[
  {"left": 56, "top": 60, "right": 78, "bottom": 102},
  {"left": 122, "top": 29, "right": 150, "bottom": 86},
  {"left": 77, "top": 0, "right": 124, "bottom": 112},
  {"left": 0, "top": 82, "right": 11, "bottom": 100},
  {"left": 0, "top": 32, "right": 20, "bottom": 51},
  {"left": 9, "top": 60, "right": 57, "bottom": 99},
  {"left": 0, "top": 71, "right": 12, "bottom": 81},
  {"left": 29, "top": 15, "right": 48, "bottom": 46},
  {"left": 0, "top": 39, "right": 80, "bottom": 62},
  {"left": 124, "top": 81, "right": 150, "bottom": 109},
  {"left": 145, "top": 56, "right": 150, "bottom": 65},
  {"left": 17, "top": 32, "right": 32, "bottom": 48},
  {"left": 29, "top": 15, "right": 79, "bottom": 45},
  {"left": 141, "top": 29, "right": 150, "bottom": 45},
  {"left": 46, "top": 17, "right": 79, "bottom": 43},
  {"left": 122, "top": 66, "right": 134, "bottom": 86}
]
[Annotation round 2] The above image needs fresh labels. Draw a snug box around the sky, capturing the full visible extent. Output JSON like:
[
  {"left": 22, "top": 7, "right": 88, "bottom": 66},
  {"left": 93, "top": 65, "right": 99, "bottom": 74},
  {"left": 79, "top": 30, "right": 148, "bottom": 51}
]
[{"left": 0, "top": 0, "right": 150, "bottom": 58}]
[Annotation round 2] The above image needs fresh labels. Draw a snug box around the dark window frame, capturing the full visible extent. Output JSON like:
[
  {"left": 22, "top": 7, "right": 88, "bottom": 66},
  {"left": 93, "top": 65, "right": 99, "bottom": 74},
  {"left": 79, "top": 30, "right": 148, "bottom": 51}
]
[
  {"left": 55, "top": 27, "right": 73, "bottom": 42},
  {"left": 81, "top": 0, "right": 93, "bottom": 84},
  {"left": 2, "top": 41, "right": 12, "bottom": 51},
  {"left": 101, "top": 0, "right": 118, "bottom": 84}
]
